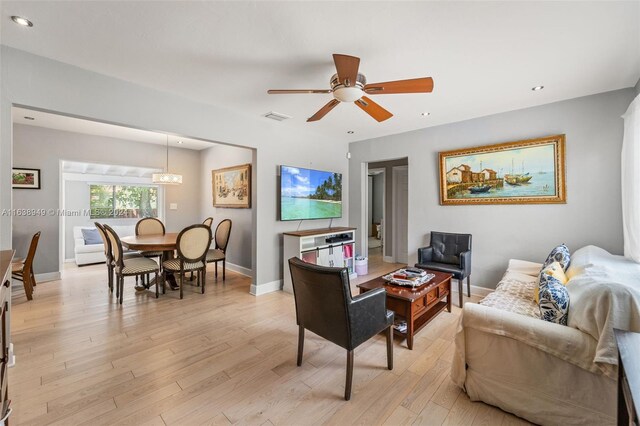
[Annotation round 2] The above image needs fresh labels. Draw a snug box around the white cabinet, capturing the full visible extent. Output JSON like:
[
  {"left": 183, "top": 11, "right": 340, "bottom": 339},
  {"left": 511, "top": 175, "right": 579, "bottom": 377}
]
[{"left": 283, "top": 227, "right": 357, "bottom": 294}]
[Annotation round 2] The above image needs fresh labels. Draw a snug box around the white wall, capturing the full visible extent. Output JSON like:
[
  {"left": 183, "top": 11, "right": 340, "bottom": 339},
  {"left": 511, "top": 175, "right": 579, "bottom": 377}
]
[
  {"left": 200, "top": 143, "right": 253, "bottom": 274},
  {"left": 11, "top": 124, "right": 201, "bottom": 274},
  {"left": 1, "top": 47, "right": 349, "bottom": 293},
  {"left": 349, "top": 88, "right": 636, "bottom": 289}
]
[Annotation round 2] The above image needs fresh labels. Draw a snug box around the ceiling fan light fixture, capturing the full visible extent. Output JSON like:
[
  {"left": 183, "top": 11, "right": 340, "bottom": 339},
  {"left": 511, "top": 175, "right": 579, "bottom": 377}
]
[{"left": 333, "top": 87, "right": 363, "bottom": 102}]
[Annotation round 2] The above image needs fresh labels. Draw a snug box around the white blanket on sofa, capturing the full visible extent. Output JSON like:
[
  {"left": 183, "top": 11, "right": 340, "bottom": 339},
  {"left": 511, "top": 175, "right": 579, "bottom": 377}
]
[{"left": 566, "top": 246, "right": 640, "bottom": 368}]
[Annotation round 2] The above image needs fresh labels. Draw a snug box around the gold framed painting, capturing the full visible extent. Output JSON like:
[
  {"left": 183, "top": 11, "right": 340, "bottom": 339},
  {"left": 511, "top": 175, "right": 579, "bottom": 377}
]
[
  {"left": 439, "top": 135, "right": 566, "bottom": 205},
  {"left": 212, "top": 164, "right": 251, "bottom": 208}
]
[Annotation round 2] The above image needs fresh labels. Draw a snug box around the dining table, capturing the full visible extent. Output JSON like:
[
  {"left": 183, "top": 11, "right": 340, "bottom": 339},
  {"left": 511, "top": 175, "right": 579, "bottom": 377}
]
[{"left": 120, "top": 232, "right": 179, "bottom": 290}]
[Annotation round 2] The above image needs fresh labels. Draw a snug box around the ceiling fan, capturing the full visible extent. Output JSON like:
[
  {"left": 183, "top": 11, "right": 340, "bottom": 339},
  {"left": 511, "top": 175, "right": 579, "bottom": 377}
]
[{"left": 267, "top": 54, "right": 433, "bottom": 123}]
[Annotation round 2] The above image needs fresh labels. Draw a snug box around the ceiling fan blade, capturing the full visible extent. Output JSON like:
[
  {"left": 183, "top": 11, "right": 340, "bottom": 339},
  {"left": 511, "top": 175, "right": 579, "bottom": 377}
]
[
  {"left": 354, "top": 96, "right": 393, "bottom": 122},
  {"left": 333, "top": 54, "right": 360, "bottom": 87},
  {"left": 267, "top": 89, "right": 332, "bottom": 94},
  {"left": 307, "top": 99, "right": 340, "bottom": 122},
  {"left": 364, "top": 77, "right": 434, "bottom": 94}
]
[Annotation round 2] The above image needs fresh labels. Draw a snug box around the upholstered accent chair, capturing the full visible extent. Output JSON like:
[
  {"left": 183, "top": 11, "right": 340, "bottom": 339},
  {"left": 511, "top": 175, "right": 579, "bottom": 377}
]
[
  {"left": 288, "top": 257, "right": 394, "bottom": 400},
  {"left": 202, "top": 217, "right": 213, "bottom": 228},
  {"left": 416, "top": 231, "right": 472, "bottom": 307},
  {"left": 11, "top": 231, "right": 41, "bottom": 301},
  {"left": 206, "top": 219, "right": 232, "bottom": 281},
  {"left": 163, "top": 224, "right": 212, "bottom": 299},
  {"left": 104, "top": 224, "right": 160, "bottom": 303}
]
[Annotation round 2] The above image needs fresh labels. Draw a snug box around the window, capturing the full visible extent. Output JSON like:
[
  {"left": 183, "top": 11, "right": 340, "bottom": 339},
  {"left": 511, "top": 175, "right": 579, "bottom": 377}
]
[{"left": 90, "top": 184, "right": 158, "bottom": 219}]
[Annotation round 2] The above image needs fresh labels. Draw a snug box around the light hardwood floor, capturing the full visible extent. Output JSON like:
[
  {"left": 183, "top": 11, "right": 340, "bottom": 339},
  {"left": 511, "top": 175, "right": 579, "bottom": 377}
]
[{"left": 9, "top": 262, "right": 531, "bottom": 425}]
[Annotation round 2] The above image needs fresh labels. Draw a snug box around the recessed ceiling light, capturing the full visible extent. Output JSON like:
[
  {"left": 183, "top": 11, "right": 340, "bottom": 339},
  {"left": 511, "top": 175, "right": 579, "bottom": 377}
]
[
  {"left": 421, "top": 112, "right": 431, "bottom": 116},
  {"left": 531, "top": 85, "right": 544, "bottom": 91},
  {"left": 11, "top": 16, "right": 33, "bottom": 27},
  {"left": 347, "top": 131, "right": 354, "bottom": 134},
  {"left": 23, "top": 116, "right": 35, "bottom": 120},
  {"left": 176, "top": 140, "right": 184, "bottom": 144}
]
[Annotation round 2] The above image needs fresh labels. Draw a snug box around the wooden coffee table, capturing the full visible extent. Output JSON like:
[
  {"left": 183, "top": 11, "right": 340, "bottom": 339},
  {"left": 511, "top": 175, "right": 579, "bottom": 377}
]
[{"left": 357, "top": 269, "right": 452, "bottom": 350}]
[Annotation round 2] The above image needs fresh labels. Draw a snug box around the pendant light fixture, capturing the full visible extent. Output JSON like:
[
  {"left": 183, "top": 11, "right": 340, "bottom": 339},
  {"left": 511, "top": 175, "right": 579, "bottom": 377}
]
[{"left": 152, "top": 135, "right": 183, "bottom": 185}]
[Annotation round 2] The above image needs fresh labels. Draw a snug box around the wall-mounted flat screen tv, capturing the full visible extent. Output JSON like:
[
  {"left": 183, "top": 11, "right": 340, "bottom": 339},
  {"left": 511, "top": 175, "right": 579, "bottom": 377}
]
[{"left": 280, "top": 165, "right": 342, "bottom": 221}]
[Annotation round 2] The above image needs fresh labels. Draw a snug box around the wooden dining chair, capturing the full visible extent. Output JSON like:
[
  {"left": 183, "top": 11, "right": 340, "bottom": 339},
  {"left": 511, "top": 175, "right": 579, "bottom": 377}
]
[
  {"left": 189, "top": 217, "right": 214, "bottom": 282},
  {"left": 162, "top": 224, "right": 211, "bottom": 299},
  {"left": 206, "top": 219, "right": 232, "bottom": 281},
  {"left": 11, "top": 231, "right": 40, "bottom": 301},
  {"left": 95, "top": 223, "right": 114, "bottom": 293},
  {"left": 135, "top": 217, "right": 165, "bottom": 284},
  {"left": 104, "top": 224, "right": 161, "bottom": 303}
]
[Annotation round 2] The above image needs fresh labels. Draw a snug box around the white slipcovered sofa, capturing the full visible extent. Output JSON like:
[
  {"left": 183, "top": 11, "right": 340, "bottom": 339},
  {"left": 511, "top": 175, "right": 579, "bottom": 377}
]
[
  {"left": 452, "top": 245, "right": 640, "bottom": 425},
  {"left": 73, "top": 225, "right": 136, "bottom": 265}
]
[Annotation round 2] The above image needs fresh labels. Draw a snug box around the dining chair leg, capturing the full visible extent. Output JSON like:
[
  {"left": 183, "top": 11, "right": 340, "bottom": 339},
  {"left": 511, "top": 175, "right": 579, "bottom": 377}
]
[
  {"left": 179, "top": 268, "right": 184, "bottom": 299},
  {"left": 190, "top": 271, "right": 194, "bottom": 281},
  {"left": 119, "top": 276, "right": 124, "bottom": 305},
  {"left": 458, "top": 279, "right": 463, "bottom": 307},
  {"left": 31, "top": 270, "right": 37, "bottom": 287},
  {"left": 155, "top": 271, "right": 159, "bottom": 298},
  {"left": 23, "top": 273, "right": 33, "bottom": 301},
  {"left": 215, "top": 262, "right": 218, "bottom": 279},
  {"left": 297, "top": 326, "right": 305, "bottom": 366},
  {"left": 115, "top": 272, "right": 120, "bottom": 299},
  {"left": 386, "top": 325, "right": 394, "bottom": 370},
  {"left": 345, "top": 350, "right": 354, "bottom": 401},
  {"left": 223, "top": 259, "right": 226, "bottom": 281},
  {"left": 201, "top": 269, "right": 205, "bottom": 294},
  {"left": 107, "top": 265, "right": 113, "bottom": 292},
  {"left": 162, "top": 273, "right": 166, "bottom": 294},
  {"left": 467, "top": 275, "right": 471, "bottom": 297}
]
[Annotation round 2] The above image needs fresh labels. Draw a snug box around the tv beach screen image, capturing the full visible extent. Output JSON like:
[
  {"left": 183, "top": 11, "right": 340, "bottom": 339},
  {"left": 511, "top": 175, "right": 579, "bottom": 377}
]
[{"left": 280, "top": 166, "right": 342, "bottom": 220}]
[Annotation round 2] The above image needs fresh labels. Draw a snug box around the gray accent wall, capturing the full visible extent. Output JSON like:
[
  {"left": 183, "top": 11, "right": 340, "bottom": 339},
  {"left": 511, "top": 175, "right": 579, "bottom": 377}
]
[
  {"left": 12, "top": 124, "right": 202, "bottom": 274},
  {"left": 350, "top": 88, "right": 636, "bottom": 289},
  {"left": 200, "top": 144, "right": 253, "bottom": 272}
]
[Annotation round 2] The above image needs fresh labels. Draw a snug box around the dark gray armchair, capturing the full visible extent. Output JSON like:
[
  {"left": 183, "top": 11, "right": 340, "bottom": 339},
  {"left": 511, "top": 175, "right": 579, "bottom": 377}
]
[
  {"left": 416, "top": 231, "right": 472, "bottom": 307},
  {"left": 288, "top": 257, "right": 394, "bottom": 400}
]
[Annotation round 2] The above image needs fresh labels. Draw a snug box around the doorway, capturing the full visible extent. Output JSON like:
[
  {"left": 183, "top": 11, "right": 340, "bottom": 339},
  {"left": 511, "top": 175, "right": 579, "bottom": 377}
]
[
  {"left": 364, "top": 158, "right": 408, "bottom": 270},
  {"left": 367, "top": 169, "right": 385, "bottom": 263}
]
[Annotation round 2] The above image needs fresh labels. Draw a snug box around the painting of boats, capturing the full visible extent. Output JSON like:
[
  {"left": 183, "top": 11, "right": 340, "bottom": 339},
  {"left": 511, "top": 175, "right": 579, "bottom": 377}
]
[{"left": 438, "top": 135, "right": 566, "bottom": 205}]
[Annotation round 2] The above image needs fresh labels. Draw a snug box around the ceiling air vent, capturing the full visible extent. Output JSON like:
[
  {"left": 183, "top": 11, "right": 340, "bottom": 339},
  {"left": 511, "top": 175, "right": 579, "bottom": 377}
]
[{"left": 263, "top": 111, "right": 291, "bottom": 121}]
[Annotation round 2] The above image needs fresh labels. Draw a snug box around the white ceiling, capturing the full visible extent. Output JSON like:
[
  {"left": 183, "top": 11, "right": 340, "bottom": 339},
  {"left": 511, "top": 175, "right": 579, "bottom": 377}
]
[
  {"left": 2, "top": 1, "right": 639, "bottom": 143},
  {"left": 12, "top": 107, "right": 217, "bottom": 150}
]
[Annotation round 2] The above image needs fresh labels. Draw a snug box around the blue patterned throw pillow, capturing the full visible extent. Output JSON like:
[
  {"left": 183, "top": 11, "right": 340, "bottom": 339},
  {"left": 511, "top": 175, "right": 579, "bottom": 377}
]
[
  {"left": 543, "top": 244, "right": 571, "bottom": 271},
  {"left": 538, "top": 273, "right": 570, "bottom": 325}
]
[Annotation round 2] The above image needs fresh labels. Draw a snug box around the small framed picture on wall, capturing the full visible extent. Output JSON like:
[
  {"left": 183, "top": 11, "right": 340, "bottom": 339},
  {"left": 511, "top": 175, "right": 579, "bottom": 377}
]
[{"left": 12, "top": 168, "right": 41, "bottom": 189}]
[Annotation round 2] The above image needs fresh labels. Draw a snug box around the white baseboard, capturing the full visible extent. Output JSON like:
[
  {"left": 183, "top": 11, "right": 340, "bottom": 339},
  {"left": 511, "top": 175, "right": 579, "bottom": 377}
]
[
  {"left": 35, "top": 272, "right": 61, "bottom": 283},
  {"left": 450, "top": 281, "right": 493, "bottom": 298},
  {"left": 250, "top": 279, "right": 282, "bottom": 296},
  {"left": 12, "top": 271, "right": 61, "bottom": 289},
  {"left": 224, "top": 262, "right": 252, "bottom": 278},
  {"left": 64, "top": 258, "right": 76, "bottom": 263}
]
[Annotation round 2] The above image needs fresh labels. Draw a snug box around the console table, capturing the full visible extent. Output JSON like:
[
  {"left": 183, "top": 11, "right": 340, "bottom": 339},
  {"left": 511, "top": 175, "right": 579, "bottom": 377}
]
[{"left": 282, "top": 227, "right": 356, "bottom": 294}]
